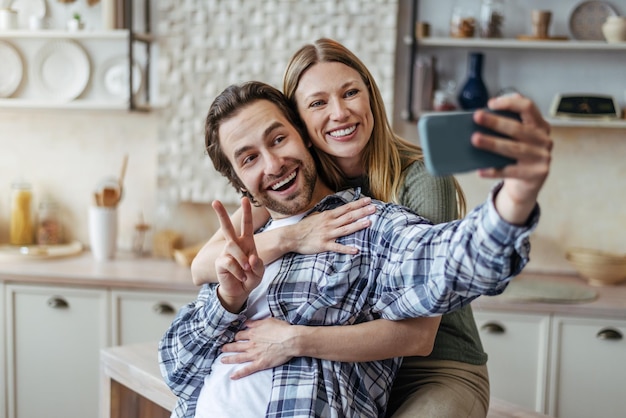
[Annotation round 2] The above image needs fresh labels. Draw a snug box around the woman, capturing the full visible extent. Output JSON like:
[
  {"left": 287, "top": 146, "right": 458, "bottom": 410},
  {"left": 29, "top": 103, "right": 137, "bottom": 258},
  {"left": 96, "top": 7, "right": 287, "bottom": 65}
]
[{"left": 192, "top": 38, "right": 552, "bottom": 417}]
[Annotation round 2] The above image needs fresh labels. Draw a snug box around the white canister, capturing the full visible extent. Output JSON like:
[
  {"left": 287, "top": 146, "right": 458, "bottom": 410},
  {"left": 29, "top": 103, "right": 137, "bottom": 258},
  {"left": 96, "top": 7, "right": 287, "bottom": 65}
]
[
  {"left": 0, "top": 8, "right": 18, "bottom": 30},
  {"left": 601, "top": 16, "right": 626, "bottom": 43},
  {"left": 88, "top": 206, "right": 118, "bottom": 261}
]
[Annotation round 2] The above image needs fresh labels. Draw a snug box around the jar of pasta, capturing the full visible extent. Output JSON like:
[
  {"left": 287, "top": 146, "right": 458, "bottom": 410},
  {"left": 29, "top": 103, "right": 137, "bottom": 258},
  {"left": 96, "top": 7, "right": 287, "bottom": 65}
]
[
  {"left": 37, "top": 197, "right": 63, "bottom": 245},
  {"left": 10, "top": 179, "right": 34, "bottom": 246}
]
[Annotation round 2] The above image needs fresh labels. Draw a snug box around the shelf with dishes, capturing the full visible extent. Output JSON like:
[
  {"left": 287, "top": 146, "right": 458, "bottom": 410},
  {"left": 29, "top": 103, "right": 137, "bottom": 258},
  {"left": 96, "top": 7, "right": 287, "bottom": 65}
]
[
  {"left": 0, "top": 37, "right": 149, "bottom": 111},
  {"left": 405, "top": 36, "right": 626, "bottom": 51},
  {"left": 0, "top": 29, "right": 130, "bottom": 40}
]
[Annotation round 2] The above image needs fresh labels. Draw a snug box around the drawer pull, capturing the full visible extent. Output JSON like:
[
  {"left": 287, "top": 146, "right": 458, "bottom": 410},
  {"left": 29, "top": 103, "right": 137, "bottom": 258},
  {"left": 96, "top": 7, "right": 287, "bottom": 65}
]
[
  {"left": 481, "top": 322, "right": 505, "bottom": 334},
  {"left": 153, "top": 302, "right": 176, "bottom": 315},
  {"left": 47, "top": 296, "right": 69, "bottom": 309},
  {"left": 596, "top": 328, "right": 623, "bottom": 341}
]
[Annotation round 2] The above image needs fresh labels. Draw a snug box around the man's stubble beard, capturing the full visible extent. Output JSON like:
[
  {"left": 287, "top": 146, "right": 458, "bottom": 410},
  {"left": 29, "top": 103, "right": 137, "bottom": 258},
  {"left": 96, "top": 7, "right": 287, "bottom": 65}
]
[{"left": 257, "top": 159, "right": 318, "bottom": 216}]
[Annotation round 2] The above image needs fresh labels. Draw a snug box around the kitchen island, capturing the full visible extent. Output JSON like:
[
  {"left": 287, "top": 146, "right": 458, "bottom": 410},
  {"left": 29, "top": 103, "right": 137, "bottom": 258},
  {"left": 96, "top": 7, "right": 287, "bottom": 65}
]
[{"left": 100, "top": 342, "right": 552, "bottom": 418}]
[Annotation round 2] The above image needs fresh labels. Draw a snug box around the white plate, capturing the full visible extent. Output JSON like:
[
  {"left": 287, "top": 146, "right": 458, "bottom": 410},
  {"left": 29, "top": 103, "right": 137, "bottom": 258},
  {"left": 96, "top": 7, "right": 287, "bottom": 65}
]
[
  {"left": 31, "top": 40, "right": 91, "bottom": 102},
  {"left": 569, "top": 1, "right": 618, "bottom": 40},
  {"left": 0, "top": 41, "right": 23, "bottom": 98},
  {"left": 100, "top": 55, "right": 143, "bottom": 100},
  {"left": 11, "top": 0, "right": 47, "bottom": 28}
]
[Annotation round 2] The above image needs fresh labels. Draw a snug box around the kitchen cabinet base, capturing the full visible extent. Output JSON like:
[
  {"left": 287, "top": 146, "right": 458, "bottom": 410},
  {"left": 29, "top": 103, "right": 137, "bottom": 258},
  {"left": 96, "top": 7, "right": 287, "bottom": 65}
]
[{"left": 109, "top": 380, "right": 169, "bottom": 418}]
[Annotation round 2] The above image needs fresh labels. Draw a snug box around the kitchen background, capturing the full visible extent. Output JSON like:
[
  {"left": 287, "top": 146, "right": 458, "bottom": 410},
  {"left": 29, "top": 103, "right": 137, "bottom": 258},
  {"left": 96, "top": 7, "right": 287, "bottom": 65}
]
[{"left": 0, "top": 0, "right": 624, "bottom": 274}]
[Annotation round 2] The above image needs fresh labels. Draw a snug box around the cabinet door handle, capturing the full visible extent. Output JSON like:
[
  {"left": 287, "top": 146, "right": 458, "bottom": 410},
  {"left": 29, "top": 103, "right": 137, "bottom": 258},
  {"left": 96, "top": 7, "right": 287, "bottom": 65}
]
[
  {"left": 481, "top": 322, "right": 506, "bottom": 334},
  {"left": 47, "top": 296, "right": 69, "bottom": 309},
  {"left": 596, "top": 328, "right": 623, "bottom": 341},
  {"left": 153, "top": 302, "right": 176, "bottom": 315}
]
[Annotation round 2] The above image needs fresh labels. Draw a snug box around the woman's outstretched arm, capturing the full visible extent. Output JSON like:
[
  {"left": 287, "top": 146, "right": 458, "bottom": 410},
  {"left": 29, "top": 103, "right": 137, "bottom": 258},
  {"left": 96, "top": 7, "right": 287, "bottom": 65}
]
[{"left": 220, "top": 316, "right": 442, "bottom": 380}]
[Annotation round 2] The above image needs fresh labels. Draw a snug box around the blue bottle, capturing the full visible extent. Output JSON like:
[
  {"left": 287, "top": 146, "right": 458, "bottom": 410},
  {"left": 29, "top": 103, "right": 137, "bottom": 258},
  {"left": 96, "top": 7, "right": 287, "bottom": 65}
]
[{"left": 458, "top": 52, "right": 489, "bottom": 110}]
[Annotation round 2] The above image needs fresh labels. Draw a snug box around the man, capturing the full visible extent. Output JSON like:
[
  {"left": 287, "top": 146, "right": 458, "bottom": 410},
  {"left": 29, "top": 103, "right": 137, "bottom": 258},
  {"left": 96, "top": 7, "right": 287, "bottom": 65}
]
[{"left": 159, "top": 81, "right": 545, "bottom": 418}]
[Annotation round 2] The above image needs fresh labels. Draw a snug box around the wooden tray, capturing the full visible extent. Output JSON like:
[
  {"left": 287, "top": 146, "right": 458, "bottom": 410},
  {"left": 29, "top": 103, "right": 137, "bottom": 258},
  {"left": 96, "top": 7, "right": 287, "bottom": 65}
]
[{"left": 517, "top": 35, "right": 569, "bottom": 41}]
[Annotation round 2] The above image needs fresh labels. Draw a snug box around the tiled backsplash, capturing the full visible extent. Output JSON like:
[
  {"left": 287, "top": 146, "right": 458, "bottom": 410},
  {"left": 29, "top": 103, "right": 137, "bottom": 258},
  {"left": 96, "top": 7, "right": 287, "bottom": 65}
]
[{"left": 155, "top": 0, "right": 399, "bottom": 204}]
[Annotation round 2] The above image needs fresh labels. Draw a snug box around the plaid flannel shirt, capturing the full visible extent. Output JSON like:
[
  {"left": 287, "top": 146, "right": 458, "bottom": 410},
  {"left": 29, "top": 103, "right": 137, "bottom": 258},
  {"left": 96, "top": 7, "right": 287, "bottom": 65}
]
[{"left": 159, "top": 186, "right": 539, "bottom": 418}]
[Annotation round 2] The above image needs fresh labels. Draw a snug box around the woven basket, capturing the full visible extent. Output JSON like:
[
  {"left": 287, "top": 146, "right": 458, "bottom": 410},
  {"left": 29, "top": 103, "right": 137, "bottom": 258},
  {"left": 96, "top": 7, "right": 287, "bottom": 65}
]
[{"left": 566, "top": 248, "right": 626, "bottom": 286}]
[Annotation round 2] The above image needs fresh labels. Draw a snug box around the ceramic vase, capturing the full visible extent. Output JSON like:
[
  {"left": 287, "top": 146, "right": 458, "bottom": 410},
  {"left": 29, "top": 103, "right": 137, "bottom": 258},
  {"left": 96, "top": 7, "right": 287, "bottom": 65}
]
[{"left": 458, "top": 52, "right": 489, "bottom": 110}]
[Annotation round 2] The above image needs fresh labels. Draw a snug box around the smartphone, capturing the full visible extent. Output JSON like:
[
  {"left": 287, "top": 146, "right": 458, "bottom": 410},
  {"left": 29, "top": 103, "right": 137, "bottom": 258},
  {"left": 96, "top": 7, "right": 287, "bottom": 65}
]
[{"left": 417, "top": 110, "right": 520, "bottom": 176}]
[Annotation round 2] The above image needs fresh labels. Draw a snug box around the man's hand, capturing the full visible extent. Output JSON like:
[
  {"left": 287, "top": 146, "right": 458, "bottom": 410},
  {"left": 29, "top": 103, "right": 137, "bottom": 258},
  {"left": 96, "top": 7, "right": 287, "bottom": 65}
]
[
  {"left": 220, "top": 318, "right": 296, "bottom": 379},
  {"left": 213, "top": 197, "right": 265, "bottom": 313},
  {"left": 471, "top": 94, "right": 553, "bottom": 224}
]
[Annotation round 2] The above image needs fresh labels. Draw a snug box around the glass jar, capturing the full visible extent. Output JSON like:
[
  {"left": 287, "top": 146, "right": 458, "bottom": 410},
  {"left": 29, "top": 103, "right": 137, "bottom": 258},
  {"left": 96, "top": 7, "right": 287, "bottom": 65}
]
[
  {"left": 9, "top": 180, "right": 34, "bottom": 246},
  {"left": 37, "top": 198, "right": 63, "bottom": 245},
  {"left": 450, "top": 4, "right": 476, "bottom": 38},
  {"left": 479, "top": 0, "right": 505, "bottom": 38},
  {"left": 433, "top": 80, "right": 458, "bottom": 111}
]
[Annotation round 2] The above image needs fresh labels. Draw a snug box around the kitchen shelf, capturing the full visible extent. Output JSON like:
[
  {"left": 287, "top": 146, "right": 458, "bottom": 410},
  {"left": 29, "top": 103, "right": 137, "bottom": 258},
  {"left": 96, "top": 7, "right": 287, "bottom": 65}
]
[
  {"left": 0, "top": 29, "right": 129, "bottom": 40},
  {"left": 404, "top": 36, "right": 626, "bottom": 51},
  {"left": 0, "top": 98, "right": 156, "bottom": 111},
  {"left": 405, "top": 0, "right": 626, "bottom": 127},
  {"left": 547, "top": 117, "right": 626, "bottom": 129},
  {"left": 0, "top": 0, "right": 153, "bottom": 112}
]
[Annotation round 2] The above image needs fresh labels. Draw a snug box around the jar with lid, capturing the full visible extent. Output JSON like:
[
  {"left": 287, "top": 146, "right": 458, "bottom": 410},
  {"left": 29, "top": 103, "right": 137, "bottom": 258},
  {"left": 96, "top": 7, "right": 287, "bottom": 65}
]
[
  {"left": 450, "top": 3, "right": 477, "bottom": 38},
  {"left": 37, "top": 198, "right": 63, "bottom": 245},
  {"left": 479, "top": 0, "right": 505, "bottom": 38},
  {"left": 9, "top": 179, "right": 34, "bottom": 246}
]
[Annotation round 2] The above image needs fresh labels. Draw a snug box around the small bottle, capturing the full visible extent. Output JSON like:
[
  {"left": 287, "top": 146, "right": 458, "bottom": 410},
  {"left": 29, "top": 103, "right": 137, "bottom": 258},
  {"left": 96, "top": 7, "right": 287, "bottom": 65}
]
[
  {"left": 479, "top": 0, "right": 505, "bottom": 38},
  {"left": 10, "top": 179, "right": 34, "bottom": 246},
  {"left": 458, "top": 52, "right": 489, "bottom": 110},
  {"left": 411, "top": 56, "right": 436, "bottom": 117},
  {"left": 37, "top": 198, "right": 63, "bottom": 245}
]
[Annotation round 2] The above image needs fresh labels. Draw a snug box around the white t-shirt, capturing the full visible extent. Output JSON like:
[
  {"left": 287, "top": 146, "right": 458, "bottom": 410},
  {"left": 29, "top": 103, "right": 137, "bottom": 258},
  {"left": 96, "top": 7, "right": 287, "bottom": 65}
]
[{"left": 195, "top": 213, "right": 304, "bottom": 418}]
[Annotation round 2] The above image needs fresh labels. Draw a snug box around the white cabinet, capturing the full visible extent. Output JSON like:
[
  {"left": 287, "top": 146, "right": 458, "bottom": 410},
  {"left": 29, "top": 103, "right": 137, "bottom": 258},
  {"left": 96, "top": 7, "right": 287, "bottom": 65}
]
[
  {"left": 0, "top": 283, "right": 5, "bottom": 418},
  {"left": 2, "top": 282, "right": 196, "bottom": 418},
  {"left": 548, "top": 316, "right": 626, "bottom": 418},
  {"left": 474, "top": 311, "right": 551, "bottom": 412},
  {"left": 110, "top": 290, "right": 195, "bottom": 346},
  {"left": 4, "top": 283, "right": 109, "bottom": 418},
  {"left": 474, "top": 308, "right": 626, "bottom": 417}
]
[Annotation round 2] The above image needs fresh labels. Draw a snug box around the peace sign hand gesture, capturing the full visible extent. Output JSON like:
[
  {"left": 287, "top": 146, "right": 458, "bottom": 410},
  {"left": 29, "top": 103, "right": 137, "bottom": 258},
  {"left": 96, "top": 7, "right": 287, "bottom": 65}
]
[{"left": 212, "top": 197, "right": 265, "bottom": 313}]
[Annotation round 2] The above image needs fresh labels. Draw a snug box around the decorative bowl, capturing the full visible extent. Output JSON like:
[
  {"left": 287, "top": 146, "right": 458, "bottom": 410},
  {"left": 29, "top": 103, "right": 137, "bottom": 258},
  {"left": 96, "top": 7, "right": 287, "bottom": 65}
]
[{"left": 566, "top": 247, "right": 626, "bottom": 286}]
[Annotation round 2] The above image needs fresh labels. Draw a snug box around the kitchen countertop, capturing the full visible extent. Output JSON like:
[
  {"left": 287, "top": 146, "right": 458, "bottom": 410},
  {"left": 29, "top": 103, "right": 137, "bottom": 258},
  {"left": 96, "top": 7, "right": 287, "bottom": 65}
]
[
  {"left": 0, "top": 251, "right": 196, "bottom": 292},
  {"left": 472, "top": 271, "right": 626, "bottom": 319},
  {"left": 1, "top": 251, "right": 625, "bottom": 319}
]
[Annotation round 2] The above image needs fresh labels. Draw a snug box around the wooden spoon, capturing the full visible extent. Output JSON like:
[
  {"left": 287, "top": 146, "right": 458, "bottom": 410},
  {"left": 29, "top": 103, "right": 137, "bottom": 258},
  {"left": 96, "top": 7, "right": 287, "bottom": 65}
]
[{"left": 102, "top": 187, "right": 120, "bottom": 207}]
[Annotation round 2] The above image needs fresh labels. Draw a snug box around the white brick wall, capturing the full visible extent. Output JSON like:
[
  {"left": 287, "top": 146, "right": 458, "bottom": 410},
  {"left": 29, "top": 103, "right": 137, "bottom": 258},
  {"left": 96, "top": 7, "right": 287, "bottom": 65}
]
[{"left": 156, "top": 0, "right": 399, "bottom": 203}]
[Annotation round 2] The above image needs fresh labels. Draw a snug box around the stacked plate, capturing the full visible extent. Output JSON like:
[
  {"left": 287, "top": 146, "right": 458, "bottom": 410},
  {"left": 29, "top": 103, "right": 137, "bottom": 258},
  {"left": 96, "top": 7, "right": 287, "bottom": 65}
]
[{"left": 0, "top": 41, "right": 24, "bottom": 98}]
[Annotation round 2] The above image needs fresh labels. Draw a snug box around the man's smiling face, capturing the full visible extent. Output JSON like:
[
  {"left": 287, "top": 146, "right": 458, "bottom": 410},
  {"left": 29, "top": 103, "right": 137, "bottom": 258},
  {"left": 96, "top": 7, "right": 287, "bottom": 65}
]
[{"left": 218, "top": 99, "right": 320, "bottom": 219}]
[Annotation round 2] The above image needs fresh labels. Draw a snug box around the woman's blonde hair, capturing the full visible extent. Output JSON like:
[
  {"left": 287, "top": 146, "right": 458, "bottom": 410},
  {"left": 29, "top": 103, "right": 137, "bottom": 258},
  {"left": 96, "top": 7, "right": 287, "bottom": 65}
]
[{"left": 283, "top": 38, "right": 466, "bottom": 216}]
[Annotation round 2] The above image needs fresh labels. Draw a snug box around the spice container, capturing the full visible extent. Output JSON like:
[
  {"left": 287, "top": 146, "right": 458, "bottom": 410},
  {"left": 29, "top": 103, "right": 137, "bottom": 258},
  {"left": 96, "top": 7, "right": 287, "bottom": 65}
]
[
  {"left": 10, "top": 179, "right": 34, "bottom": 246},
  {"left": 450, "top": 4, "right": 476, "bottom": 38},
  {"left": 479, "top": 0, "right": 505, "bottom": 38},
  {"left": 37, "top": 198, "right": 63, "bottom": 245}
]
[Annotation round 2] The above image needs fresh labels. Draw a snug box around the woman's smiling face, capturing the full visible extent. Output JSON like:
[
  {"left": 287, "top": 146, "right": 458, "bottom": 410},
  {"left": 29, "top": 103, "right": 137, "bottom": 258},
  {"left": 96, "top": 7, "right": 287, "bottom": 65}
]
[{"left": 294, "top": 61, "right": 374, "bottom": 178}]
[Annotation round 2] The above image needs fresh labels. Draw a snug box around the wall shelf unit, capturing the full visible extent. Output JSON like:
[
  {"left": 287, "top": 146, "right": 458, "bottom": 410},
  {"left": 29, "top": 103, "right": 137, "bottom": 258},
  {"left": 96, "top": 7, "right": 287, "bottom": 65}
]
[
  {"left": 405, "top": 0, "right": 626, "bottom": 129},
  {"left": 0, "top": 0, "right": 154, "bottom": 112}
]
